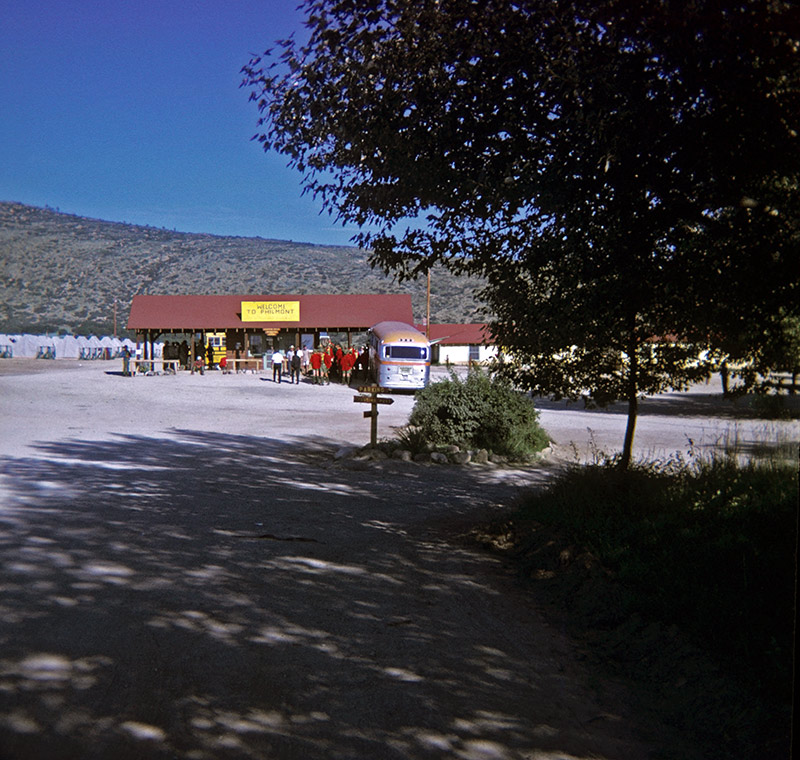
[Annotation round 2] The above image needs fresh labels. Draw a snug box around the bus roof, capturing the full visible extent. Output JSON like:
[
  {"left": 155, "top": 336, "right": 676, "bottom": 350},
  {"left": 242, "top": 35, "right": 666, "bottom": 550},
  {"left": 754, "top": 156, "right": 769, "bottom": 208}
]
[{"left": 370, "top": 321, "right": 428, "bottom": 344}]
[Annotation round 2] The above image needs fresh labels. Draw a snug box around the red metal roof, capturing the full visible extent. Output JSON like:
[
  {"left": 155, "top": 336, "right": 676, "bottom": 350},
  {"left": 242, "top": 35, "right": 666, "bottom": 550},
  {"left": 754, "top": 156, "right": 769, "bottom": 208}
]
[
  {"left": 127, "top": 294, "right": 414, "bottom": 331},
  {"left": 416, "top": 323, "right": 492, "bottom": 345}
]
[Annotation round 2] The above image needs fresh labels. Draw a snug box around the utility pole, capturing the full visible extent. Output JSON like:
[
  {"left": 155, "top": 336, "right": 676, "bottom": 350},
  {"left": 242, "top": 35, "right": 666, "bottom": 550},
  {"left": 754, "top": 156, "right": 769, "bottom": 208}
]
[
  {"left": 113, "top": 299, "right": 117, "bottom": 338},
  {"left": 426, "top": 269, "right": 431, "bottom": 339}
]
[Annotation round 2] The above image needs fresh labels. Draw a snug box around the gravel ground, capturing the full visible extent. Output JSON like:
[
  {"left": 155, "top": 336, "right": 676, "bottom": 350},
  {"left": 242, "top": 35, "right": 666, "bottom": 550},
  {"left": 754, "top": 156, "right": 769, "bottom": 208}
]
[
  {"left": 0, "top": 358, "right": 797, "bottom": 760},
  {"left": 2, "top": 358, "right": 796, "bottom": 461}
]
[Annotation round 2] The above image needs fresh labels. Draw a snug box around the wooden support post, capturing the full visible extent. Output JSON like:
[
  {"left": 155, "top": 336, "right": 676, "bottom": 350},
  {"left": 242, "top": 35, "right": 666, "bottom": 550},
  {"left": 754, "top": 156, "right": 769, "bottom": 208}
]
[
  {"left": 370, "top": 402, "right": 378, "bottom": 446},
  {"left": 353, "top": 386, "right": 394, "bottom": 447}
]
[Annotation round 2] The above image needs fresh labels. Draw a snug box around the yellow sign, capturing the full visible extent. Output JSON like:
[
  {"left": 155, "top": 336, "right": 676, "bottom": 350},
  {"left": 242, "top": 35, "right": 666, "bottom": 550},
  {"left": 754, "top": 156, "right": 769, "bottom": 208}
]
[{"left": 241, "top": 301, "right": 300, "bottom": 322}]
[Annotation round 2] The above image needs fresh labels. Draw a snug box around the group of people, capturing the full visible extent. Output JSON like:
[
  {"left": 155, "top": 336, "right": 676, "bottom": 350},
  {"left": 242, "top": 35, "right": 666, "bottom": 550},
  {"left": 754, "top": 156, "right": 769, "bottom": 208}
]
[
  {"left": 165, "top": 339, "right": 228, "bottom": 373},
  {"left": 269, "top": 344, "right": 369, "bottom": 385},
  {"left": 270, "top": 346, "right": 300, "bottom": 384},
  {"left": 121, "top": 342, "right": 189, "bottom": 376},
  {"left": 133, "top": 339, "right": 371, "bottom": 383},
  {"left": 163, "top": 340, "right": 191, "bottom": 368}
]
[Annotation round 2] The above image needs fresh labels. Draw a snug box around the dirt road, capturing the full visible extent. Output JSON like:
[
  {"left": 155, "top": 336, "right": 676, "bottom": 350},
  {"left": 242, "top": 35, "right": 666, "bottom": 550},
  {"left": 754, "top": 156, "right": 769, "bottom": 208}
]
[{"left": 1, "top": 360, "right": 796, "bottom": 759}]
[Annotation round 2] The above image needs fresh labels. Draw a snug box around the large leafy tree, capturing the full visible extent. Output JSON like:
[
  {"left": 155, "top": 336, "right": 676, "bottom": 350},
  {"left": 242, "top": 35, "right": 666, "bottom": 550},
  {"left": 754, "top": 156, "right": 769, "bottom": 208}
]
[{"left": 243, "top": 0, "right": 799, "bottom": 466}]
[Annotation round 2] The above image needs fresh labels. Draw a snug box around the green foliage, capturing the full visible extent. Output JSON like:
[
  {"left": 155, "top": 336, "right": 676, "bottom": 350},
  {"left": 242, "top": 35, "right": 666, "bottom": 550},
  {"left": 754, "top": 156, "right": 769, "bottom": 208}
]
[
  {"left": 706, "top": 310, "right": 800, "bottom": 395},
  {"left": 408, "top": 368, "right": 549, "bottom": 458},
  {"left": 394, "top": 424, "right": 428, "bottom": 456},
  {"left": 244, "top": 0, "right": 799, "bottom": 468},
  {"left": 750, "top": 393, "right": 795, "bottom": 420},
  {"left": 518, "top": 453, "right": 798, "bottom": 704}
]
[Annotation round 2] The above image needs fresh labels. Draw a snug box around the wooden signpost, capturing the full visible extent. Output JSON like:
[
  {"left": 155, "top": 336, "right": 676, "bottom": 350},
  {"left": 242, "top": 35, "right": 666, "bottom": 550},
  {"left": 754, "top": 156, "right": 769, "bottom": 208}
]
[{"left": 354, "top": 385, "right": 394, "bottom": 446}]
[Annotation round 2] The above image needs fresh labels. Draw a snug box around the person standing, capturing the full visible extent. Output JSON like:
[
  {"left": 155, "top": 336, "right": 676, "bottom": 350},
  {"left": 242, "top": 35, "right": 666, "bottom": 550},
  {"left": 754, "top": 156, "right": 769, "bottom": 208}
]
[
  {"left": 356, "top": 346, "right": 370, "bottom": 382},
  {"left": 271, "top": 348, "right": 284, "bottom": 383},
  {"left": 322, "top": 346, "right": 333, "bottom": 384},
  {"left": 310, "top": 349, "right": 322, "bottom": 384},
  {"left": 290, "top": 349, "right": 302, "bottom": 384},
  {"left": 341, "top": 347, "right": 355, "bottom": 386},
  {"left": 332, "top": 344, "right": 344, "bottom": 383},
  {"left": 282, "top": 346, "right": 292, "bottom": 382}
]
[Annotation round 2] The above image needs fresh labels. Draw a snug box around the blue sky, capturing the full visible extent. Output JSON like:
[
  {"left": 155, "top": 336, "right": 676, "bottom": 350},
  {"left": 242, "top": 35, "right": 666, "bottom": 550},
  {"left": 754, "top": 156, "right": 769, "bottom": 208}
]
[{"left": 0, "top": 0, "right": 365, "bottom": 246}]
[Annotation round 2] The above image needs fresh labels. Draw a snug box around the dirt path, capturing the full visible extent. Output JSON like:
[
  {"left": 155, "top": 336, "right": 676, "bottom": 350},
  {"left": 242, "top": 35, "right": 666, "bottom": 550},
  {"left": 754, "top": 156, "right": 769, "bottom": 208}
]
[
  {"left": 0, "top": 438, "right": 653, "bottom": 759},
  {"left": 1, "top": 360, "right": 796, "bottom": 759}
]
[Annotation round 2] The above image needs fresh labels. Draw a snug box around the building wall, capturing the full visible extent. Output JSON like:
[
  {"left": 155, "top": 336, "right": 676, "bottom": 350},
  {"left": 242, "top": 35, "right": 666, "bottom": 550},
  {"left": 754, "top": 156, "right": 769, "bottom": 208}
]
[{"left": 437, "top": 344, "right": 498, "bottom": 365}]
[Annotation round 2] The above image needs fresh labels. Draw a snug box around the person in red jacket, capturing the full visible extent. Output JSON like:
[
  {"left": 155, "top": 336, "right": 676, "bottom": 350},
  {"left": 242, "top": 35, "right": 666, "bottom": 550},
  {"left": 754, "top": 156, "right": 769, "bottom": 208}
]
[
  {"left": 309, "top": 349, "right": 323, "bottom": 384},
  {"left": 322, "top": 347, "right": 333, "bottom": 385},
  {"left": 341, "top": 348, "right": 355, "bottom": 386}
]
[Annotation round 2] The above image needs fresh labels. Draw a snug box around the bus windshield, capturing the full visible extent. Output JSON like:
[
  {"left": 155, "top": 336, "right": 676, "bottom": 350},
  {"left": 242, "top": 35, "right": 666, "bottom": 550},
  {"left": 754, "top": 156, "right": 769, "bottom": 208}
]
[{"left": 385, "top": 345, "right": 428, "bottom": 360}]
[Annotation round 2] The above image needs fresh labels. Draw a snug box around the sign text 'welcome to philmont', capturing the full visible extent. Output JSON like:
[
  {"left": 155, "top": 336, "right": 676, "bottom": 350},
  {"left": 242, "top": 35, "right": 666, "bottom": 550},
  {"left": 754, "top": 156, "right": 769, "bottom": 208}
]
[{"left": 241, "top": 301, "right": 300, "bottom": 322}]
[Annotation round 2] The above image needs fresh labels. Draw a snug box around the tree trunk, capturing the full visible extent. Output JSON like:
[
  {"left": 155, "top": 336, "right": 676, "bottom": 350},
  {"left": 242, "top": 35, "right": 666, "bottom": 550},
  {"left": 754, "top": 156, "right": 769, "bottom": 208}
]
[
  {"left": 620, "top": 329, "right": 639, "bottom": 469},
  {"left": 720, "top": 360, "right": 730, "bottom": 397}
]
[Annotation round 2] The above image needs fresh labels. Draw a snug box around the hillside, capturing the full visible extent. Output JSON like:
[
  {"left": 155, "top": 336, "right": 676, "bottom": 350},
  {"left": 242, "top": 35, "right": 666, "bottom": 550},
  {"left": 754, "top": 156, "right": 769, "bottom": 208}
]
[{"left": 0, "top": 202, "right": 483, "bottom": 336}]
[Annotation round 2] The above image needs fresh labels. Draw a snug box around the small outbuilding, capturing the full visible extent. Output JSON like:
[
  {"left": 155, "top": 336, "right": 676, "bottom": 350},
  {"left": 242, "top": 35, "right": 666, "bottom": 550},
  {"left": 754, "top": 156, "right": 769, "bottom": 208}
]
[{"left": 419, "top": 323, "right": 497, "bottom": 365}]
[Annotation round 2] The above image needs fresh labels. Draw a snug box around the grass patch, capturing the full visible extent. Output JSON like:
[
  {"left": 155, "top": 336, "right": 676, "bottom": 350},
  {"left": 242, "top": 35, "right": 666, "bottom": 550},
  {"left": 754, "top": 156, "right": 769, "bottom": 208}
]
[{"left": 490, "top": 447, "right": 797, "bottom": 758}]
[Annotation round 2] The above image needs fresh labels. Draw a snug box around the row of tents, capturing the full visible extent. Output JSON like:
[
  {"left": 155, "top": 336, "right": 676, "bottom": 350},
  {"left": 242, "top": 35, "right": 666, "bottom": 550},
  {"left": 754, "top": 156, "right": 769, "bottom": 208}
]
[{"left": 0, "top": 334, "right": 161, "bottom": 360}]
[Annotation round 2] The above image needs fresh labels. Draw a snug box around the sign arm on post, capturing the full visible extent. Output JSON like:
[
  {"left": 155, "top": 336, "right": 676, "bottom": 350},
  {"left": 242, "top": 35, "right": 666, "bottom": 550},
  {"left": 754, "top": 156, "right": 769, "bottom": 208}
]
[{"left": 353, "top": 388, "right": 394, "bottom": 446}]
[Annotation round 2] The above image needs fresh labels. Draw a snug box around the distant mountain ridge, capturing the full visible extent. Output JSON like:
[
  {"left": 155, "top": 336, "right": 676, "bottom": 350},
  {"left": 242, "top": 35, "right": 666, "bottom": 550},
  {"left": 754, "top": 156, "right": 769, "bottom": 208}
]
[{"left": 0, "top": 201, "right": 482, "bottom": 336}]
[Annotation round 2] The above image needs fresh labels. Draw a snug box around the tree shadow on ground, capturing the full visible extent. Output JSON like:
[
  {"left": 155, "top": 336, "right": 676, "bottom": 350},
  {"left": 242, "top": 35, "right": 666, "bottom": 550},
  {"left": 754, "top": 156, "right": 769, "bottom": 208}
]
[{"left": 0, "top": 431, "right": 649, "bottom": 760}]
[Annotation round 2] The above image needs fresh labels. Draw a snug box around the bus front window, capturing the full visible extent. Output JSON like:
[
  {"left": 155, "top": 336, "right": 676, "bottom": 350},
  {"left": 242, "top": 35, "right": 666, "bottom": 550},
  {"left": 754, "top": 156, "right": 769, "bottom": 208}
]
[{"left": 386, "top": 346, "right": 427, "bottom": 360}]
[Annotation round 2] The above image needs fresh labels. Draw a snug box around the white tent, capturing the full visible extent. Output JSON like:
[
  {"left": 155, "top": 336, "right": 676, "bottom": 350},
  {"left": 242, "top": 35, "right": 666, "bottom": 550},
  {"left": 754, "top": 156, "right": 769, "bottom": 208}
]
[
  {"left": 3, "top": 335, "right": 21, "bottom": 357},
  {"left": 53, "top": 335, "right": 81, "bottom": 359},
  {"left": 85, "top": 335, "right": 103, "bottom": 359},
  {"left": 99, "top": 336, "right": 117, "bottom": 359},
  {"left": 14, "top": 335, "right": 35, "bottom": 358},
  {"left": 0, "top": 333, "right": 141, "bottom": 360},
  {"left": 76, "top": 335, "right": 93, "bottom": 359},
  {"left": 107, "top": 337, "right": 124, "bottom": 357},
  {"left": 12, "top": 334, "right": 56, "bottom": 358}
]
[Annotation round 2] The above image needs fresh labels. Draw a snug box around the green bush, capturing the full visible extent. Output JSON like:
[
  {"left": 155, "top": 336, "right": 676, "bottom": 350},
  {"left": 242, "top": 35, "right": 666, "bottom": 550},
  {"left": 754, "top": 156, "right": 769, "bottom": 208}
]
[
  {"left": 518, "top": 453, "right": 798, "bottom": 702},
  {"left": 408, "top": 368, "right": 549, "bottom": 458},
  {"left": 750, "top": 392, "right": 794, "bottom": 419}
]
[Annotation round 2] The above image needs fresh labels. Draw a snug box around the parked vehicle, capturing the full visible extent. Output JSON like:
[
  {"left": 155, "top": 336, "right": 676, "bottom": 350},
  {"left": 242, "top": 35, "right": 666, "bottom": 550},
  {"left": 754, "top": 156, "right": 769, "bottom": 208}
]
[{"left": 368, "top": 321, "right": 430, "bottom": 390}]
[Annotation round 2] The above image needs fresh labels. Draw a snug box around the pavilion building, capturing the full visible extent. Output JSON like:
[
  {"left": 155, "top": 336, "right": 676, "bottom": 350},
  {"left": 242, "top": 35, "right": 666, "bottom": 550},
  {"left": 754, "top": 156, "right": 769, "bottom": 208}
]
[{"left": 127, "top": 293, "right": 415, "bottom": 361}]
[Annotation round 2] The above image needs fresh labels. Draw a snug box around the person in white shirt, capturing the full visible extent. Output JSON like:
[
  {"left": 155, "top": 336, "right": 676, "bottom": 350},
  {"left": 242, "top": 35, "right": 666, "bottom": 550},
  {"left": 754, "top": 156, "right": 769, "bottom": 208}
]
[{"left": 271, "top": 349, "right": 284, "bottom": 383}]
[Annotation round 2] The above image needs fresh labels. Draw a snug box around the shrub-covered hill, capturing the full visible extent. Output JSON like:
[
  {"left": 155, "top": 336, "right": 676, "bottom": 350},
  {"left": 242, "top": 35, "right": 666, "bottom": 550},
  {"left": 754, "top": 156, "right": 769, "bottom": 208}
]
[{"left": 0, "top": 201, "right": 483, "bottom": 336}]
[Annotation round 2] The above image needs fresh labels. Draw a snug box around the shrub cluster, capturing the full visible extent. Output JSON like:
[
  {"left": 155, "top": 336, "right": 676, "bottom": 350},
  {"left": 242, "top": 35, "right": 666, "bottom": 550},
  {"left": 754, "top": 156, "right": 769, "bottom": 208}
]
[
  {"left": 515, "top": 451, "right": 797, "bottom": 757},
  {"left": 407, "top": 367, "right": 549, "bottom": 459}
]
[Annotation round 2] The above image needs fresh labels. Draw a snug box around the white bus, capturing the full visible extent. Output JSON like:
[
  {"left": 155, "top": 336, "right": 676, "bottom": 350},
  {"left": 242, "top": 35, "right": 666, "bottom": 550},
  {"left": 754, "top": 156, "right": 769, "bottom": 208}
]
[{"left": 368, "top": 321, "right": 431, "bottom": 390}]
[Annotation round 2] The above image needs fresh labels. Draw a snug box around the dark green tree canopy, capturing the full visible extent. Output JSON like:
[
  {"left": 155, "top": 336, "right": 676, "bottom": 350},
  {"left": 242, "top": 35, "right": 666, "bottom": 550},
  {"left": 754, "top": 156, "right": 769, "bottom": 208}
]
[
  {"left": 244, "top": 1, "right": 797, "bottom": 271},
  {"left": 243, "top": 0, "right": 799, "bottom": 464}
]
